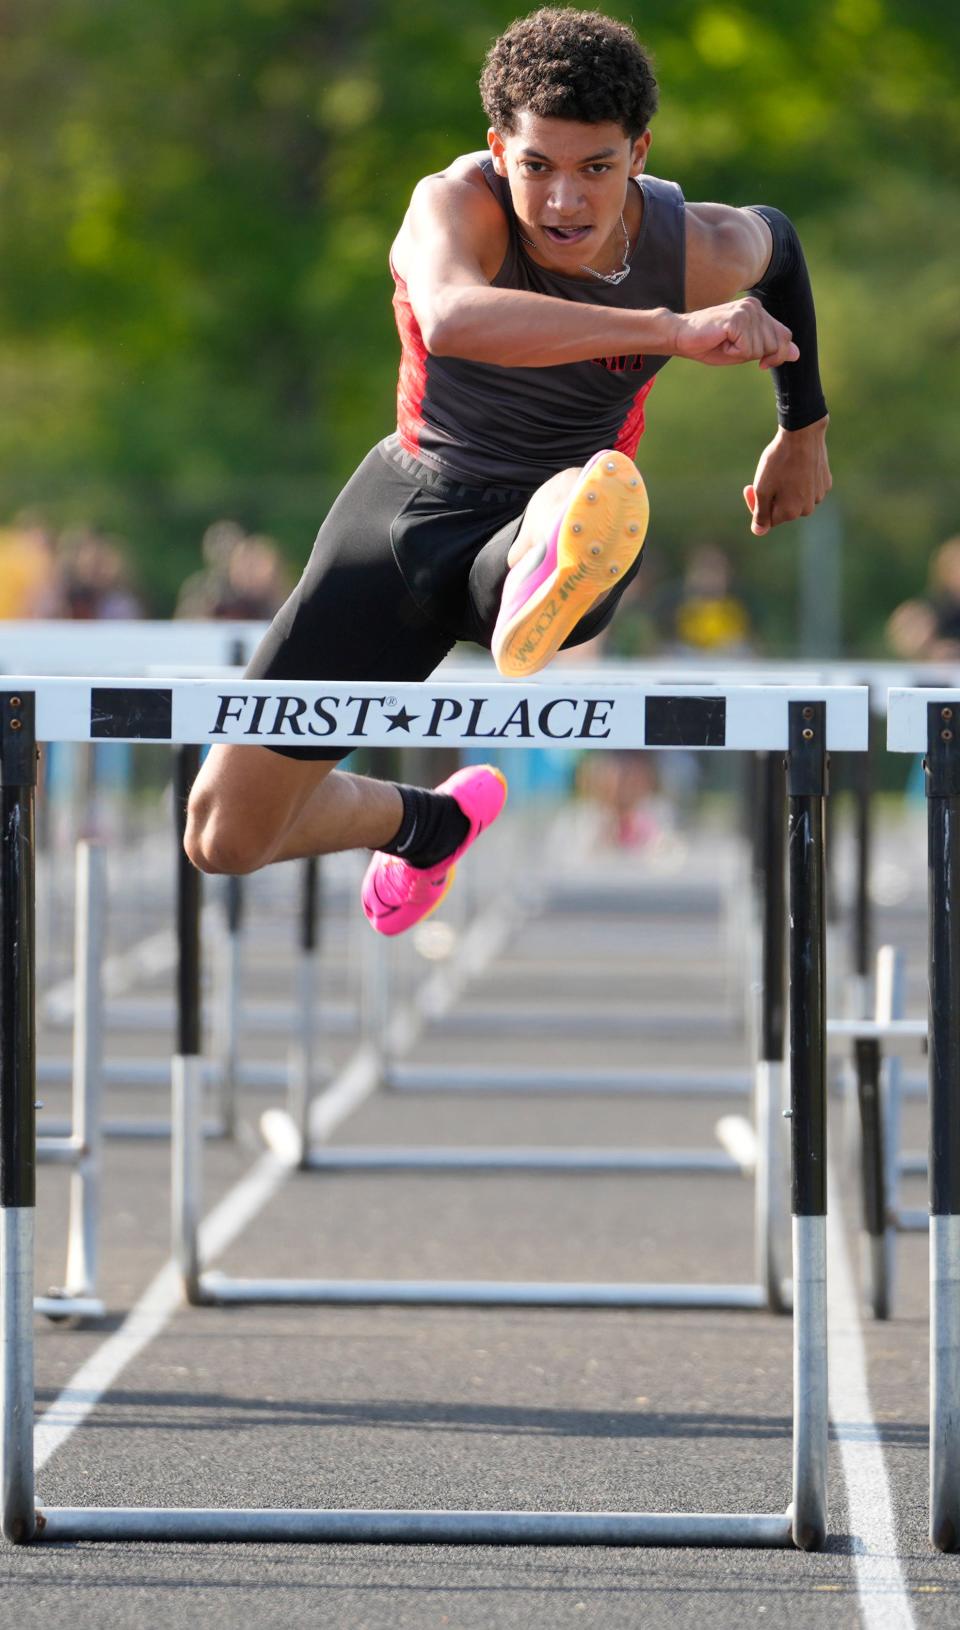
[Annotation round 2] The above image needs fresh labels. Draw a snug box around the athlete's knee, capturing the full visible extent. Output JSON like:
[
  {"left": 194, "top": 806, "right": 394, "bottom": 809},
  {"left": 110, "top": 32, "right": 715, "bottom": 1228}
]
[{"left": 184, "top": 784, "right": 273, "bottom": 876}]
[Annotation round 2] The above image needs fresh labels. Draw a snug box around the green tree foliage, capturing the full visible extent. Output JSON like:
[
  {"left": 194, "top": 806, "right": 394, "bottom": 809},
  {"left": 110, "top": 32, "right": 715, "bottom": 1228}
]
[{"left": 1, "top": 0, "right": 957, "bottom": 642}]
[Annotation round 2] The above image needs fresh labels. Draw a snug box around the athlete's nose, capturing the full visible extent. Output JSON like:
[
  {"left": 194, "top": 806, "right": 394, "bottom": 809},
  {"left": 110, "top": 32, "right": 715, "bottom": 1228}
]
[{"left": 547, "top": 176, "right": 585, "bottom": 217}]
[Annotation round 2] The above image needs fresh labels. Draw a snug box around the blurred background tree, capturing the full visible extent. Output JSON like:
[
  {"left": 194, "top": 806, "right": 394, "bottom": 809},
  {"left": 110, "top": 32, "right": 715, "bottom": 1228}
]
[{"left": 1, "top": 0, "right": 957, "bottom": 645}]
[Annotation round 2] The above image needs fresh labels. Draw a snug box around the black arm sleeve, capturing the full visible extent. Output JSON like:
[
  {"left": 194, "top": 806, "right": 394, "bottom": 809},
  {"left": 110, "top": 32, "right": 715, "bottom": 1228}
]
[{"left": 747, "top": 205, "right": 827, "bottom": 432}]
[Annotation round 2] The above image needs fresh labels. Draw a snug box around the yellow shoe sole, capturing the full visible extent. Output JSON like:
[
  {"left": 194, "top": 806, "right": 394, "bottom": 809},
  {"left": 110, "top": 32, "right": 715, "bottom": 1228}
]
[{"left": 492, "top": 452, "right": 649, "bottom": 679}]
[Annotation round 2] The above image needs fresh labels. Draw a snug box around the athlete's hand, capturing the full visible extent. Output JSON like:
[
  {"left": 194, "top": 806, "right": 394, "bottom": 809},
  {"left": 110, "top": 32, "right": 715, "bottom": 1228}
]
[
  {"left": 673, "top": 297, "right": 799, "bottom": 369},
  {"left": 743, "top": 418, "right": 832, "bottom": 536}
]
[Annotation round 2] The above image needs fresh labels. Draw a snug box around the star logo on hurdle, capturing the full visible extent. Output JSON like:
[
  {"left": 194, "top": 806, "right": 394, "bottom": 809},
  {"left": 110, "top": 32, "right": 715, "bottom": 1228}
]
[{"left": 383, "top": 706, "right": 419, "bottom": 733}]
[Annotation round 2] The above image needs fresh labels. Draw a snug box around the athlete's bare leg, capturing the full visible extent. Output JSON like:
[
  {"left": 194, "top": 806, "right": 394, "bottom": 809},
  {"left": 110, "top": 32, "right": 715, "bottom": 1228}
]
[
  {"left": 185, "top": 746, "right": 403, "bottom": 876},
  {"left": 506, "top": 467, "right": 580, "bottom": 570}
]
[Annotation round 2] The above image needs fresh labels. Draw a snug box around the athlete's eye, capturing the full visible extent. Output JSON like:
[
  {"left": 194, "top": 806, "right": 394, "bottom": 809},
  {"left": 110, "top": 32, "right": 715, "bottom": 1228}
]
[
  {"left": 585, "top": 164, "right": 613, "bottom": 175},
  {"left": 521, "top": 161, "right": 548, "bottom": 174}
]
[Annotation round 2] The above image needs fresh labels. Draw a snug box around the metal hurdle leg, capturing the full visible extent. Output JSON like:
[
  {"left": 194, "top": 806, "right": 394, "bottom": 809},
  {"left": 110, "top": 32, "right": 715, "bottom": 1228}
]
[
  {"left": 48, "top": 842, "right": 107, "bottom": 1320},
  {"left": 855, "top": 1028, "right": 888, "bottom": 1320},
  {"left": 360, "top": 900, "right": 392, "bottom": 1069},
  {"left": 753, "top": 751, "right": 790, "bottom": 1314},
  {"left": 0, "top": 691, "right": 38, "bottom": 1543},
  {"left": 848, "top": 716, "right": 874, "bottom": 1022},
  {"left": 926, "top": 702, "right": 960, "bottom": 1551},
  {"left": 285, "top": 858, "right": 322, "bottom": 1160},
  {"left": 786, "top": 699, "right": 829, "bottom": 1550},
  {"left": 841, "top": 716, "right": 876, "bottom": 1184},
  {"left": 171, "top": 746, "right": 204, "bottom": 1305},
  {"left": 878, "top": 948, "right": 928, "bottom": 1233},
  {"left": 30, "top": 840, "right": 108, "bottom": 1320},
  {"left": 212, "top": 875, "right": 243, "bottom": 1140},
  {"left": 856, "top": 945, "right": 908, "bottom": 1320}
]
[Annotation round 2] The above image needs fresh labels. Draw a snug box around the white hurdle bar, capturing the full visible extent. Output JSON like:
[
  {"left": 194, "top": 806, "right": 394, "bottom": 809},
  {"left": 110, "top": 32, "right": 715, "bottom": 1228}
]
[{"left": 0, "top": 676, "right": 868, "bottom": 1548}]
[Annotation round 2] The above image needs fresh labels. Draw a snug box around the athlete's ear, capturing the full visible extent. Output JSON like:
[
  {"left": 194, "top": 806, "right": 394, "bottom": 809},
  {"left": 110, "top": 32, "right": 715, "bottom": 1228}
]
[
  {"left": 629, "top": 131, "right": 652, "bottom": 176},
  {"left": 488, "top": 128, "right": 508, "bottom": 177}
]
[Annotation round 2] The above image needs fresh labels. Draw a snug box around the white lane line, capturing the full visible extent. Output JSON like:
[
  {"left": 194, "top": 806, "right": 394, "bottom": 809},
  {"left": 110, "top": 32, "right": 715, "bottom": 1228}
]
[
  {"left": 828, "top": 1170, "right": 917, "bottom": 1630},
  {"left": 35, "top": 887, "right": 516, "bottom": 1478},
  {"left": 34, "top": 1152, "right": 288, "bottom": 1473}
]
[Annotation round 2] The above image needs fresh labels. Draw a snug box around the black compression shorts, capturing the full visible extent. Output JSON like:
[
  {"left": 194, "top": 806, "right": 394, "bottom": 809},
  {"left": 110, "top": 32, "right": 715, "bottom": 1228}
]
[{"left": 247, "top": 434, "right": 643, "bottom": 760}]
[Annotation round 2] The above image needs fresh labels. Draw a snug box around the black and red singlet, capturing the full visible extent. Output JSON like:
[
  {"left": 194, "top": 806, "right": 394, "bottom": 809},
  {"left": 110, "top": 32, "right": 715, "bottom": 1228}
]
[{"left": 391, "top": 155, "right": 686, "bottom": 491}]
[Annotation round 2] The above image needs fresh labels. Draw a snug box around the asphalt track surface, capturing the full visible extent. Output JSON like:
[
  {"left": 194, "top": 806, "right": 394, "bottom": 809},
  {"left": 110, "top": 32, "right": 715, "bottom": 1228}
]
[{"left": 2, "top": 794, "right": 957, "bottom": 1627}]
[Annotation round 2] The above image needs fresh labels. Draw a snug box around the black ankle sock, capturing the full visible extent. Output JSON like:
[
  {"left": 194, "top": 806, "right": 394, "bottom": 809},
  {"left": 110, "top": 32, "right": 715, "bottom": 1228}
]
[{"left": 379, "top": 784, "right": 470, "bottom": 870}]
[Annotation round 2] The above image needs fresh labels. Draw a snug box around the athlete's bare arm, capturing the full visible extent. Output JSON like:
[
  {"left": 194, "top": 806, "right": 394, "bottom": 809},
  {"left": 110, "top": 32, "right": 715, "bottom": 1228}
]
[
  {"left": 391, "top": 158, "right": 797, "bottom": 372},
  {"left": 684, "top": 201, "right": 831, "bottom": 534}
]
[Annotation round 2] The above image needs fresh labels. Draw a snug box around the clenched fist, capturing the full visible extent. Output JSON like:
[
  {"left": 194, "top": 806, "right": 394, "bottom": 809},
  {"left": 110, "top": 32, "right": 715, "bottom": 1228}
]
[{"left": 672, "top": 297, "right": 799, "bottom": 370}]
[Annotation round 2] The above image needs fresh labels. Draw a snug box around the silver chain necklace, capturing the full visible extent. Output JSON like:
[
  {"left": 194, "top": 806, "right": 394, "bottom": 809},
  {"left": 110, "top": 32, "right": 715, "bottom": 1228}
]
[
  {"left": 519, "top": 213, "right": 633, "bottom": 285},
  {"left": 580, "top": 213, "right": 631, "bottom": 285}
]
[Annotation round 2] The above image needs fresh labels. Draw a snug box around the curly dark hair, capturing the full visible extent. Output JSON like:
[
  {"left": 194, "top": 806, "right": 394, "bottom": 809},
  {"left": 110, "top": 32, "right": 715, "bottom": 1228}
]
[{"left": 480, "top": 9, "right": 658, "bottom": 140}]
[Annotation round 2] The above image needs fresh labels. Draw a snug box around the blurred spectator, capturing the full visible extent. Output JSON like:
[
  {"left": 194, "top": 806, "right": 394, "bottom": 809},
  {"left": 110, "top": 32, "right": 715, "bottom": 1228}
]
[
  {"left": 656, "top": 544, "right": 753, "bottom": 658},
  {"left": 885, "top": 598, "right": 939, "bottom": 661},
  {"left": 174, "top": 521, "right": 289, "bottom": 620},
  {"left": 886, "top": 536, "right": 960, "bottom": 663},
  {"left": 216, "top": 535, "right": 291, "bottom": 619},
  {"left": 0, "top": 518, "right": 64, "bottom": 618},
  {"left": 174, "top": 520, "right": 246, "bottom": 618},
  {"left": 930, "top": 538, "right": 960, "bottom": 649},
  {"left": 58, "top": 529, "right": 144, "bottom": 619}
]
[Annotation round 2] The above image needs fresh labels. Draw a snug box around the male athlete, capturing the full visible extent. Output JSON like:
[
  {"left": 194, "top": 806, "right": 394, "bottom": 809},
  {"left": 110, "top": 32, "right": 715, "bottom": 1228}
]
[{"left": 186, "top": 7, "right": 831, "bottom": 933}]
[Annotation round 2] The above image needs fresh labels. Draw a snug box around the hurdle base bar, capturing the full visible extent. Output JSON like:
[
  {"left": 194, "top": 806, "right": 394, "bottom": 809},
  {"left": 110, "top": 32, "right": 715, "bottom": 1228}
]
[
  {"left": 33, "top": 1293, "right": 106, "bottom": 1322},
  {"left": 428, "top": 1006, "right": 740, "bottom": 1040},
  {"left": 280, "top": 1143, "right": 748, "bottom": 1177},
  {"left": 31, "top": 1505, "right": 795, "bottom": 1547},
  {"left": 826, "top": 1018, "right": 927, "bottom": 1055},
  {"left": 37, "top": 1057, "right": 312, "bottom": 1091},
  {"left": 198, "top": 1271, "right": 769, "bottom": 1309},
  {"left": 77, "top": 997, "right": 355, "bottom": 1036},
  {"left": 383, "top": 1063, "right": 752, "bottom": 1097},
  {"left": 41, "top": 1117, "right": 230, "bottom": 1143},
  {"left": 35, "top": 1136, "right": 86, "bottom": 1167}
]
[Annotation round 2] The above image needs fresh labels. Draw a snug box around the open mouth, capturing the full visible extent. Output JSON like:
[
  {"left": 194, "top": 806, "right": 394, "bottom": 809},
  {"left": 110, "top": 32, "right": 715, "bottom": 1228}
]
[{"left": 542, "top": 224, "right": 592, "bottom": 246}]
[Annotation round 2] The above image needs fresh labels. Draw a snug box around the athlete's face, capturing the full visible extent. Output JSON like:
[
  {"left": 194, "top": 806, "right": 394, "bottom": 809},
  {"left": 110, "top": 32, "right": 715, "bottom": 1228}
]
[{"left": 488, "top": 112, "right": 651, "bottom": 278}]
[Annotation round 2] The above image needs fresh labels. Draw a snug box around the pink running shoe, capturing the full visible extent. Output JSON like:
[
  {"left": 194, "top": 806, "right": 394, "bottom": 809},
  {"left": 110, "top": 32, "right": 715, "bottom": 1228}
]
[
  {"left": 491, "top": 449, "right": 649, "bottom": 679},
  {"left": 361, "top": 765, "right": 508, "bottom": 936}
]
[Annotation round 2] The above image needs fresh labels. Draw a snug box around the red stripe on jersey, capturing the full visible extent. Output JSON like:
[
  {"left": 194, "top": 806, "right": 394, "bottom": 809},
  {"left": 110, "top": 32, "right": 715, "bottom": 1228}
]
[
  {"left": 391, "top": 272, "right": 428, "bottom": 456},
  {"left": 615, "top": 376, "right": 656, "bottom": 459}
]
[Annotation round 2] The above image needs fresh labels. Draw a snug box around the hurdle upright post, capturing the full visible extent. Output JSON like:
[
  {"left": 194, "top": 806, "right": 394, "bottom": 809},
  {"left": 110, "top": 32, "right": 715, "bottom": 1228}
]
[
  {"left": 63, "top": 840, "right": 107, "bottom": 1301},
  {"left": 171, "top": 745, "right": 204, "bottom": 1304},
  {"left": 214, "top": 875, "right": 244, "bottom": 1140},
  {"left": 754, "top": 751, "right": 788, "bottom": 1313},
  {"left": 925, "top": 701, "right": 960, "bottom": 1550},
  {"left": 850, "top": 715, "right": 874, "bottom": 1016},
  {"left": 0, "top": 693, "right": 38, "bottom": 1543},
  {"left": 287, "top": 858, "right": 321, "bottom": 1160},
  {"left": 786, "top": 700, "right": 829, "bottom": 1551}
]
